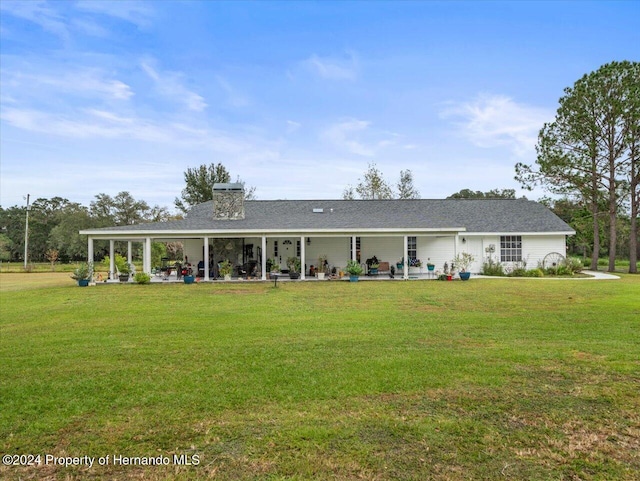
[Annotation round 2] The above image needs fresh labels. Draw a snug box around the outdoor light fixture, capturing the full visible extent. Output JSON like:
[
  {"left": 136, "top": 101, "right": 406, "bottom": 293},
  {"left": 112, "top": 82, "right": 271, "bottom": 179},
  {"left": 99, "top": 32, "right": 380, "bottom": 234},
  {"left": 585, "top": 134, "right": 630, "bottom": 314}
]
[
  {"left": 307, "top": 238, "right": 311, "bottom": 245},
  {"left": 462, "top": 237, "right": 466, "bottom": 243}
]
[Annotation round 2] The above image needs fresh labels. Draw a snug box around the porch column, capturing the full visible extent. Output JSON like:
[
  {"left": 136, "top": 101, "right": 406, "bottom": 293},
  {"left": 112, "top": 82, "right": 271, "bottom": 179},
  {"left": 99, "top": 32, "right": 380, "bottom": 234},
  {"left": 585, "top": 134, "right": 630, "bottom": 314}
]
[
  {"left": 87, "top": 237, "right": 94, "bottom": 266},
  {"left": 145, "top": 237, "right": 152, "bottom": 274},
  {"left": 261, "top": 236, "right": 267, "bottom": 281},
  {"left": 352, "top": 236, "right": 357, "bottom": 261},
  {"left": 300, "top": 236, "right": 306, "bottom": 280},
  {"left": 109, "top": 240, "right": 115, "bottom": 280},
  {"left": 127, "top": 241, "right": 133, "bottom": 273},
  {"left": 203, "top": 237, "right": 210, "bottom": 280},
  {"left": 403, "top": 236, "right": 409, "bottom": 280}
]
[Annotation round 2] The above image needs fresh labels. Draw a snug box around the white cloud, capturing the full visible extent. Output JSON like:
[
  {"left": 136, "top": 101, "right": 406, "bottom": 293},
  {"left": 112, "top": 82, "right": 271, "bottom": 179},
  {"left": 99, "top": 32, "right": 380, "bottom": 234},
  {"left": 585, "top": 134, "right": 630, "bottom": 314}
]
[
  {"left": 286, "top": 120, "right": 301, "bottom": 134},
  {"left": 441, "top": 94, "right": 553, "bottom": 157},
  {"left": 302, "top": 51, "right": 358, "bottom": 81},
  {"left": 215, "top": 75, "right": 249, "bottom": 108},
  {"left": 322, "top": 119, "right": 374, "bottom": 156},
  {"left": 321, "top": 119, "right": 403, "bottom": 157},
  {"left": 0, "top": 0, "right": 69, "bottom": 40},
  {"left": 2, "top": 66, "right": 133, "bottom": 101},
  {"left": 74, "top": 0, "right": 155, "bottom": 29},
  {"left": 141, "top": 59, "right": 207, "bottom": 112}
]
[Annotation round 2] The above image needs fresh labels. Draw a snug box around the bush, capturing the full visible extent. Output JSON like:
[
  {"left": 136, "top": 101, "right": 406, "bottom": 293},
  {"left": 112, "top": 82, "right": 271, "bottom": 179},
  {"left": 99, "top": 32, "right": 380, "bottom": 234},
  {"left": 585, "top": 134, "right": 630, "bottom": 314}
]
[
  {"left": 482, "top": 258, "right": 504, "bottom": 276},
  {"left": 566, "top": 257, "right": 583, "bottom": 274},
  {"left": 524, "top": 268, "right": 545, "bottom": 277},
  {"left": 509, "top": 268, "right": 527, "bottom": 277},
  {"left": 134, "top": 272, "right": 151, "bottom": 284}
]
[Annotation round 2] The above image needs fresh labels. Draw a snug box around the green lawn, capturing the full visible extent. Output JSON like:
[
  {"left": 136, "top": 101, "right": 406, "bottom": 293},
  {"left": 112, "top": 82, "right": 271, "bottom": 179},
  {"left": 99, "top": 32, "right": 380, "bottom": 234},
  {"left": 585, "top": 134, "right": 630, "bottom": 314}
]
[{"left": 1, "top": 274, "right": 639, "bottom": 480}]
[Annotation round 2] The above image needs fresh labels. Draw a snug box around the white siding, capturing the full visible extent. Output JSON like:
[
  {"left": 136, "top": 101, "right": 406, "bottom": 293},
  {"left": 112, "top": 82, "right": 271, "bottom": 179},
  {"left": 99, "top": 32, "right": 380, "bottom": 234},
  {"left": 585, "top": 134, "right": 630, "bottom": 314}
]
[
  {"left": 179, "top": 233, "right": 568, "bottom": 275},
  {"left": 418, "top": 236, "right": 457, "bottom": 272},
  {"left": 521, "top": 235, "right": 568, "bottom": 269}
]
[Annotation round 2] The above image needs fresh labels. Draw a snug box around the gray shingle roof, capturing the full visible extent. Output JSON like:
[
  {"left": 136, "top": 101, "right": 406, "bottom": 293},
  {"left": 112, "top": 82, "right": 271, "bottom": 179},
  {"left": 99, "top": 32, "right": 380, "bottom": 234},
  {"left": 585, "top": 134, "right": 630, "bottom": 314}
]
[{"left": 84, "top": 199, "right": 574, "bottom": 234}]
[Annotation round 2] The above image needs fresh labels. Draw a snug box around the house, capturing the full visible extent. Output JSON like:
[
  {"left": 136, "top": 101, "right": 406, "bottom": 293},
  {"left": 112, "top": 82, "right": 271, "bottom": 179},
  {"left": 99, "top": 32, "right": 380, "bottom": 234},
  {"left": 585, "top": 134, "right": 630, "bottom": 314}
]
[{"left": 80, "top": 184, "right": 575, "bottom": 280}]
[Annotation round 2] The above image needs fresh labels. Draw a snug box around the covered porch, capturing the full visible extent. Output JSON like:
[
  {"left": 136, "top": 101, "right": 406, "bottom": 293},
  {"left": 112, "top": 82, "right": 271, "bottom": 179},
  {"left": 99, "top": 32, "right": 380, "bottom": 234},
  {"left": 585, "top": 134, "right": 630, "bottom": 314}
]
[{"left": 85, "top": 228, "right": 469, "bottom": 282}]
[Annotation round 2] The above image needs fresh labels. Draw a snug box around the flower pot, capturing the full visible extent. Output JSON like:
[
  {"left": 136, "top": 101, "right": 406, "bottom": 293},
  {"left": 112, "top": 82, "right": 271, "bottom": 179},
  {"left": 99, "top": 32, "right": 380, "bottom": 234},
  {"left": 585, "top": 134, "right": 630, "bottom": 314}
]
[
  {"left": 78, "top": 279, "right": 89, "bottom": 287},
  {"left": 459, "top": 272, "right": 471, "bottom": 281},
  {"left": 289, "top": 272, "right": 300, "bottom": 279},
  {"left": 317, "top": 272, "right": 325, "bottom": 280},
  {"left": 446, "top": 275, "right": 452, "bottom": 281},
  {"left": 119, "top": 274, "right": 129, "bottom": 282},
  {"left": 224, "top": 274, "right": 232, "bottom": 281},
  {"left": 396, "top": 263, "right": 403, "bottom": 270},
  {"left": 427, "top": 265, "right": 435, "bottom": 271},
  {"left": 369, "top": 268, "right": 378, "bottom": 275},
  {"left": 183, "top": 275, "right": 195, "bottom": 284},
  {"left": 350, "top": 275, "right": 359, "bottom": 282}
]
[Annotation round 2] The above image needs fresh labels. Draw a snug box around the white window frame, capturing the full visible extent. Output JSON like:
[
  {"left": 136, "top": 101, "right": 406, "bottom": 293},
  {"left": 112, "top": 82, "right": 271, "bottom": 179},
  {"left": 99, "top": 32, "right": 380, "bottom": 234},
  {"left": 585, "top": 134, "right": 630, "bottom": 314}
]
[{"left": 500, "top": 235, "right": 522, "bottom": 262}]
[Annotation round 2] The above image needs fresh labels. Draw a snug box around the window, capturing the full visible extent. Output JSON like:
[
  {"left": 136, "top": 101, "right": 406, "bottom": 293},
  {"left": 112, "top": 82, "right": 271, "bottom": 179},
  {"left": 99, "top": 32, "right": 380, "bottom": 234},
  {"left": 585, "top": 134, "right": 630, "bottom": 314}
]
[
  {"left": 274, "top": 240, "right": 278, "bottom": 258},
  {"left": 500, "top": 235, "right": 522, "bottom": 262},
  {"left": 296, "top": 240, "right": 301, "bottom": 257},
  {"left": 408, "top": 236, "right": 417, "bottom": 262}
]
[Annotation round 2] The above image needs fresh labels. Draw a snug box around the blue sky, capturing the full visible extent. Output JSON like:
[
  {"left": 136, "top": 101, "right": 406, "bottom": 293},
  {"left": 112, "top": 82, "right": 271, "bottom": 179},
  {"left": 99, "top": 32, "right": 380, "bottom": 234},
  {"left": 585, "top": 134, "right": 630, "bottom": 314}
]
[{"left": 1, "top": 1, "right": 638, "bottom": 210}]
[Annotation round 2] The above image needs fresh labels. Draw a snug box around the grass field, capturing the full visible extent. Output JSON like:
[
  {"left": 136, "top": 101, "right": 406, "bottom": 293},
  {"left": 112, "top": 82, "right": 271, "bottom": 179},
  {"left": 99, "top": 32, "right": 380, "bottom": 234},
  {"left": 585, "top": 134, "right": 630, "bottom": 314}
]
[{"left": 1, "top": 273, "right": 639, "bottom": 480}]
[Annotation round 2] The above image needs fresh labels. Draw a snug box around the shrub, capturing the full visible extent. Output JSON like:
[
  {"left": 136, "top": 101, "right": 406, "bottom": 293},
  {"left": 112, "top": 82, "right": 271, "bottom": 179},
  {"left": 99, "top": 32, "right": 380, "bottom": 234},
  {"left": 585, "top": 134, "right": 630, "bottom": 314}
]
[
  {"left": 566, "top": 257, "right": 583, "bottom": 274},
  {"left": 482, "top": 258, "right": 504, "bottom": 276},
  {"left": 509, "top": 268, "right": 527, "bottom": 277},
  {"left": 134, "top": 272, "right": 151, "bottom": 284},
  {"left": 525, "top": 268, "right": 545, "bottom": 277},
  {"left": 556, "top": 265, "right": 572, "bottom": 276}
]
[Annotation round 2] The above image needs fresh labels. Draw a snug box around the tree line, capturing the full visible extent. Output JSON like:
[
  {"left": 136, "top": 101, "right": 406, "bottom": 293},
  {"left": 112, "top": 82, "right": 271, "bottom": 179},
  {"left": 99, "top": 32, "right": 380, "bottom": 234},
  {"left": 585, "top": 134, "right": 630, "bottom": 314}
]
[{"left": 0, "top": 163, "right": 249, "bottom": 263}]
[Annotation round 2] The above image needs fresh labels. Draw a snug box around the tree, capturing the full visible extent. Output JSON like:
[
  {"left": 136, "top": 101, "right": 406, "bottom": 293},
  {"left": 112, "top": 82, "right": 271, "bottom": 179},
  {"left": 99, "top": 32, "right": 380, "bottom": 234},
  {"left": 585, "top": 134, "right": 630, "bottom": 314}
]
[
  {"left": 174, "top": 163, "right": 256, "bottom": 213},
  {"left": 628, "top": 130, "right": 639, "bottom": 273},
  {"left": 90, "top": 192, "right": 169, "bottom": 226},
  {"left": 516, "top": 61, "right": 639, "bottom": 271},
  {"left": 356, "top": 162, "right": 394, "bottom": 199},
  {"left": 397, "top": 170, "right": 420, "bottom": 199},
  {"left": 447, "top": 188, "right": 516, "bottom": 199},
  {"left": 343, "top": 164, "right": 423, "bottom": 200},
  {"left": 45, "top": 249, "right": 59, "bottom": 271},
  {"left": 49, "top": 204, "right": 97, "bottom": 261}
]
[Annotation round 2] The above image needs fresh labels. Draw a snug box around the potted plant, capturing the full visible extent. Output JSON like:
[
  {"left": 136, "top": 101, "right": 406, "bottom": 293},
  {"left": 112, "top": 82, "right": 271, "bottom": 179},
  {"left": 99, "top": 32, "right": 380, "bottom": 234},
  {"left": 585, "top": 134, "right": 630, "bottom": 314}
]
[
  {"left": 427, "top": 258, "right": 435, "bottom": 271},
  {"left": 345, "top": 259, "right": 363, "bottom": 282},
  {"left": 452, "top": 252, "right": 475, "bottom": 280},
  {"left": 444, "top": 261, "right": 452, "bottom": 281},
  {"left": 71, "top": 262, "right": 93, "bottom": 287},
  {"left": 268, "top": 258, "right": 280, "bottom": 279},
  {"left": 316, "top": 255, "right": 328, "bottom": 279},
  {"left": 219, "top": 260, "right": 233, "bottom": 281},
  {"left": 287, "top": 256, "right": 301, "bottom": 279},
  {"left": 409, "top": 258, "right": 422, "bottom": 274},
  {"left": 366, "top": 256, "right": 380, "bottom": 275},
  {"left": 115, "top": 255, "right": 131, "bottom": 282},
  {"left": 396, "top": 258, "right": 404, "bottom": 270}
]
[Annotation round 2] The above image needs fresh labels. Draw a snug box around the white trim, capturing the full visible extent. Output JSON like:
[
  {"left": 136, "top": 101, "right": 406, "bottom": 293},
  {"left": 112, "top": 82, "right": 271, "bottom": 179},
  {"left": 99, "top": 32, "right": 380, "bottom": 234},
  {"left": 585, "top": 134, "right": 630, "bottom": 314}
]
[
  {"left": 79, "top": 227, "right": 468, "bottom": 237},
  {"left": 109, "top": 240, "right": 115, "bottom": 280},
  {"left": 461, "top": 231, "right": 575, "bottom": 236},
  {"left": 261, "top": 236, "right": 267, "bottom": 281},
  {"left": 300, "top": 236, "right": 306, "bottom": 280},
  {"left": 203, "top": 237, "right": 209, "bottom": 281}
]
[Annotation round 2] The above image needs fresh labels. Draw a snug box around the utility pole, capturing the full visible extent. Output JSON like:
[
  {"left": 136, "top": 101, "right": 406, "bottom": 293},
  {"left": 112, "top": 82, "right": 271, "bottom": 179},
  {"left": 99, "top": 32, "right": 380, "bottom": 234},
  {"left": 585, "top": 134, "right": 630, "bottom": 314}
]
[{"left": 24, "top": 194, "right": 30, "bottom": 270}]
